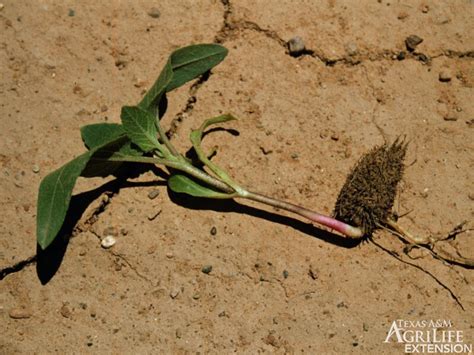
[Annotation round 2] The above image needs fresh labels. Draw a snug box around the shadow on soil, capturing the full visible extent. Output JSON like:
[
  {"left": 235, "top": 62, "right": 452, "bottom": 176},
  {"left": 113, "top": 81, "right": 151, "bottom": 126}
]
[{"left": 168, "top": 188, "right": 362, "bottom": 249}]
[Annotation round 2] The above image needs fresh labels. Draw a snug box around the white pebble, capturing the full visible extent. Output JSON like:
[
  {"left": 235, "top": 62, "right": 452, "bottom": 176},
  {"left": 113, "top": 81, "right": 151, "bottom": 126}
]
[{"left": 101, "top": 235, "right": 116, "bottom": 249}]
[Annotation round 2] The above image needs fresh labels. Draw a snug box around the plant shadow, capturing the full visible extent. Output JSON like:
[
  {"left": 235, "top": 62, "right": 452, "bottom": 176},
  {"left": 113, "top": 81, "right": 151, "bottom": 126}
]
[
  {"left": 167, "top": 188, "right": 362, "bottom": 249},
  {"left": 36, "top": 167, "right": 167, "bottom": 285}
]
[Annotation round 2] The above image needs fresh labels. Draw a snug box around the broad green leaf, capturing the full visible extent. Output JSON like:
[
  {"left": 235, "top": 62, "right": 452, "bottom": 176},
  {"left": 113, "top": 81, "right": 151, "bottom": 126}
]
[
  {"left": 138, "top": 58, "right": 173, "bottom": 113},
  {"left": 80, "top": 123, "right": 125, "bottom": 149},
  {"left": 167, "top": 44, "right": 228, "bottom": 91},
  {"left": 168, "top": 174, "right": 234, "bottom": 199},
  {"left": 121, "top": 106, "right": 161, "bottom": 153},
  {"left": 37, "top": 151, "right": 92, "bottom": 250},
  {"left": 81, "top": 137, "right": 143, "bottom": 178}
]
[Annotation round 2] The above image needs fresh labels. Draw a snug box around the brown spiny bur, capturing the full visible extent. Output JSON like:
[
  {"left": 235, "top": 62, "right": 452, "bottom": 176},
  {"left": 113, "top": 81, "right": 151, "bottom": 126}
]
[{"left": 334, "top": 138, "right": 408, "bottom": 236}]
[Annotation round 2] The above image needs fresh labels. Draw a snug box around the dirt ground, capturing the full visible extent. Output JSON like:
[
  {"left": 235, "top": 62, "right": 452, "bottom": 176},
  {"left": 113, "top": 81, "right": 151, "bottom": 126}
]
[{"left": 1, "top": 1, "right": 473, "bottom": 353}]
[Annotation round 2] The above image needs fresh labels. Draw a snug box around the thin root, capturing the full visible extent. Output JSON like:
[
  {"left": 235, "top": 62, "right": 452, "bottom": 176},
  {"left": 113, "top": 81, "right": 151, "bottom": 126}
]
[{"left": 380, "top": 219, "right": 474, "bottom": 268}]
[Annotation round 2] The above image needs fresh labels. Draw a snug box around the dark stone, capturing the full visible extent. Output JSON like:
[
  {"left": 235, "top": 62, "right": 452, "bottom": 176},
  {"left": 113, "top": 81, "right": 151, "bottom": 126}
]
[{"left": 405, "top": 35, "right": 423, "bottom": 51}]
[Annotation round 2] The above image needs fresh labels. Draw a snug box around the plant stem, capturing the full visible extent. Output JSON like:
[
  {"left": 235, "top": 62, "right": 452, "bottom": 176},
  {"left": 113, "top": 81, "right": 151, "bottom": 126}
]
[
  {"left": 244, "top": 191, "right": 363, "bottom": 238},
  {"left": 156, "top": 121, "right": 179, "bottom": 157},
  {"left": 107, "top": 155, "right": 235, "bottom": 193},
  {"left": 108, "top": 155, "right": 363, "bottom": 238}
]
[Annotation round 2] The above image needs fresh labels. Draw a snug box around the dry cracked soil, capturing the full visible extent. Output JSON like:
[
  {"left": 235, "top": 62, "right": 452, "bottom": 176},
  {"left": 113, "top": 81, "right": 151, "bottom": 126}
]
[{"left": 1, "top": 1, "right": 473, "bottom": 354}]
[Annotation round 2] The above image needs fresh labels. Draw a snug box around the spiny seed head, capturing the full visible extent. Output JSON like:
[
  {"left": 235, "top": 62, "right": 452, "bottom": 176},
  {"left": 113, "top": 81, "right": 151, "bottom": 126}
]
[{"left": 334, "top": 138, "right": 408, "bottom": 236}]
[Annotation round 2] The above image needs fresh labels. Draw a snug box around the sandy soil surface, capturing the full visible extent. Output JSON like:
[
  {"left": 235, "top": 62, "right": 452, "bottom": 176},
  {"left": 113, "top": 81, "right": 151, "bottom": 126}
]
[{"left": 1, "top": 1, "right": 473, "bottom": 353}]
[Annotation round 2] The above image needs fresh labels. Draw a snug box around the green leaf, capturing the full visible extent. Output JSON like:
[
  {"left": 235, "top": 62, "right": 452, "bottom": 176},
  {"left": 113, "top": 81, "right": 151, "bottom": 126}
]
[
  {"left": 190, "top": 114, "right": 238, "bottom": 189},
  {"left": 138, "top": 58, "right": 173, "bottom": 113},
  {"left": 80, "top": 123, "right": 125, "bottom": 149},
  {"left": 168, "top": 174, "right": 234, "bottom": 199},
  {"left": 167, "top": 44, "right": 228, "bottom": 91},
  {"left": 37, "top": 151, "right": 92, "bottom": 250},
  {"left": 121, "top": 106, "right": 161, "bottom": 153},
  {"left": 81, "top": 137, "right": 143, "bottom": 178}
]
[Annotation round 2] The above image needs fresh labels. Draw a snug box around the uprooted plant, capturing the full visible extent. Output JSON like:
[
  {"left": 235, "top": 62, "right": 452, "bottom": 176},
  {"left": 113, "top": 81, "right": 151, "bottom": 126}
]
[
  {"left": 37, "top": 43, "right": 363, "bottom": 253},
  {"left": 37, "top": 43, "right": 472, "bottom": 270}
]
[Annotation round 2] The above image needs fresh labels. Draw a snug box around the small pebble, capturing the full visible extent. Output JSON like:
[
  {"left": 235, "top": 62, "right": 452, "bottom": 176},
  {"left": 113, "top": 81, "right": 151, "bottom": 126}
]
[
  {"left": 175, "top": 328, "right": 182, "bottom": 339},
  {"left": 60, "top": 304, "right": 72, "bottom": 318},
  {"left": 147, "top": 189, "right": 160, "bottom": 200},
  {"left": 443, "top": 115, "right": 458, "bottom": 122},
  {"left": 282, "top": 270, "right": 289, "bottom": 279},
  {"left": 288, "top": 36, "right": 305, "bottom": 56},
  {"left": 468, "top": 193, "right": 474, "bottom": 201},
  {"left": 201, "top": 265, "right": 213, "bottom": 274},
  {"left": 170, "top": 289, "right": 180, "bottom": 299},
  {"left": 147, "top": 7, "right": 161, "bottom": 18},
  {"left": 438, "top": 70, "right": 452, "bottom": 82},
  {"left": 32, "top": 164, "right": 40, "bottom": 173},
  {"left": 345, "top": 42, "right": 358, "bottom": 56},
  {"left": 9, "top": 307, "right": 32, "bottom": 319},
  {"left": 68, "top": 9, "right": 75, "bottom": 17},
  {"left": 166, "top": 252, "right": 174, "bottom": 259},
  {"left": 421, "top": 5, "right": 429, "bottom": 13},
  {"left": 421, "top": 188, "right": 429, "bottom": 198},
  {"left": 405, "top": 35, "right": 423, "bottom": 51},
  {"left": 100, "top": 104, "right": 108, "bottom": 112},
  {"left": 397, "top": 11, "right": 409, "bottom": 20},
  {"left": 192, "top": 293, "right": 201, "bottom": 300},
  {"left": 396, "top": 51, "right": 406, "bottom": 60},
  {"left": 210, "top": 226, "right": 217, "bottom": 236},
  {"left": 0, "top": 4, "right": 4, "bottom": 11},
  {"left": 101, "top": 235, "right": 116, "bottom": 249},
  {"left": 416, "top": 53, "right": 430, "bottom": 63}
]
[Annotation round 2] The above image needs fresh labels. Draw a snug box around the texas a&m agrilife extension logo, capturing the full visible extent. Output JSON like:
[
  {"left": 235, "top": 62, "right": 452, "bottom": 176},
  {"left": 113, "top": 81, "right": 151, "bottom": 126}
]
[{"left": 384, "top": 319, "right": 472, "bottom": 354}]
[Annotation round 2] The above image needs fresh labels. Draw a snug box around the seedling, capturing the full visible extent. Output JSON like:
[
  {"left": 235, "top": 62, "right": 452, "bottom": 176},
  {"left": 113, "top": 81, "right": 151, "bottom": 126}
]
[
  {"left": 36, "top": 44, "right": 471, "bottom": 270},
  {"left": 36, "top": 43, "right": 363, "bottom": 251}
]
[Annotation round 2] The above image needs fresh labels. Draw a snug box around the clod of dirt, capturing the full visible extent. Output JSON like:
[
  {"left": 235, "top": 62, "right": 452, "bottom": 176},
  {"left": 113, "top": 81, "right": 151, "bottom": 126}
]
[
  {"left": 147, "top": 189, "right": 160, "bottom": 200},
  {"left": 345, "top": 42, "right": 358, "bottom": 56},
  {"left": 147, "top": 7, "right": 161, "bottom": 19},
  {"left": 9, "top": 307, "right": 32, "bottom": 319},
  {"left": 405, "top": 35, "right": 423, "bottom": 52},
  {"left": 288, "top": 36, "right": 305, "bottom": 57},
  {"left": 439, "top": 69, "right": 452, "bottom": 82},
  {"left": 334, "top": 139, "right": 408, "bottom": 236}
]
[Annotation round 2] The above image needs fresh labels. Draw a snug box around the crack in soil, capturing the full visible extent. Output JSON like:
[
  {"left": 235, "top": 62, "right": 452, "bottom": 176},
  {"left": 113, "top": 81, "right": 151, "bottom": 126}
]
[
  {"left": 0, "top": 255, "right": 37, "bottom": 280},
  {"left": 88, "top": 228, "right": 155, "bottom": 285},
  {"left": 370, "top": 237, "right": 465, "bottom": 311},
  {"left": 167, "top": 0, "right": 473, "bottom": 139}
]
